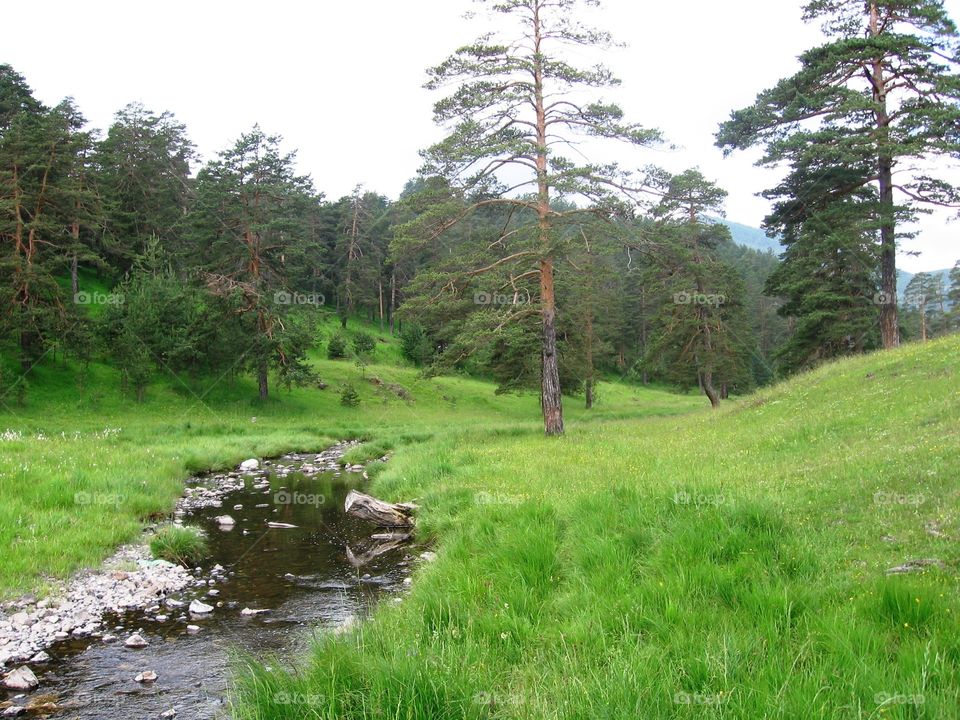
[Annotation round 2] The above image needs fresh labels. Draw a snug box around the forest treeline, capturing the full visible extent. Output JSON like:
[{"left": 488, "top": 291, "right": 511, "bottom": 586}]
[{"left": 2, "top": 1, "right": 959, "bottom": 431}]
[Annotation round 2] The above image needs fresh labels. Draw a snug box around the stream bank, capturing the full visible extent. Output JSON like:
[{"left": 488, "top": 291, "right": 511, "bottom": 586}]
[{"left": 1, "top": 441, "right": 418, "bottom": 719}]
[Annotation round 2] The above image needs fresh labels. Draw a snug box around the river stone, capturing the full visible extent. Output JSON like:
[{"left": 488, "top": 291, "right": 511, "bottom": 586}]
[
  {"left": 186, "top": 625, "right": 200, "bottom": 634},
  {"left": 9, "top": 613, "right": 29, "bottom": 629},
  {"left": 161, "top": 709, "right": 177, "bottom": 718},
  {"left": 2, "top": 706, "right": 26, "bottom": 717},
  {"left": 189, "top": 600, "right": 213, "bottom": 615},
  {"left": 240, "top": 459, "right": 259, "bottom": 471},
  {"left": 214, "top": 515, "right": 235, "bottom": 527},
  {"left": 29, "top": 651, "right": 50, "bottom": 663},
  {"left": 124, "top": 633, "right": 148, "bottom": 648},
  {"left": 135, "top": 670, "right": 158, "bottom": 683},
  {"left": 2, "top": 666, "right": 38, "bottom": 690}
]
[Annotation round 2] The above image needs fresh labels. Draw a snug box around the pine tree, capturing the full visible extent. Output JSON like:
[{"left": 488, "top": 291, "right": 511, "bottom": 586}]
[
  {"left": 763, "top": 161, "right": 882, "bottom": 371},
  {"left": 718, "top": 0, "right": 960, "bottom": 349},
  {"left": 411, "top": 0, "right": 662, "bottom": 435},
  {"left": 643, "top": 170, "right": 753, "bottom": 407},
  {"left": 0, "top": 82, "right": 93, "bottom": 379},
  {"left": 188, "top": 127, "right": 320, "bottom": 400},
  {"left": 96, "top": 103, "right": 194, "bottom": 271}
]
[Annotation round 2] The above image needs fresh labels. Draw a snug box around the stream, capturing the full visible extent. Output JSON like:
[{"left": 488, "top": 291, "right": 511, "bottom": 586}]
[{"left": 0, "top": 447, "right": 414, "bottom": 719}]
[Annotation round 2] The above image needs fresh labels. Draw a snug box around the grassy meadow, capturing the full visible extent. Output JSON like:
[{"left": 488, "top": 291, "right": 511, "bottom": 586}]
[
  {"left": 0, "top": 313, "right": 701, "bottom": 598},
  {"left": 2, "top": 315, "right": 958, "bottom": 718},
  {"left": 230, "top": 334, "right": 960, "bottom": 719}
]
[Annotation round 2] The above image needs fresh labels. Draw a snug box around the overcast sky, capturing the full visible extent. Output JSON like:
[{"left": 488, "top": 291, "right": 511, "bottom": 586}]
[{"left": 7, "top": 0, "right": 959, "bottom": 272}]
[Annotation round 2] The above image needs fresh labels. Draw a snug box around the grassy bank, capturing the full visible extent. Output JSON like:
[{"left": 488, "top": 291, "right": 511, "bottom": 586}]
[
  {"left": 0, "top": 314, "right": 703, "bottom": 598},
  {"left": 231, "top": 335, "right": 960, "bottom": 719}
]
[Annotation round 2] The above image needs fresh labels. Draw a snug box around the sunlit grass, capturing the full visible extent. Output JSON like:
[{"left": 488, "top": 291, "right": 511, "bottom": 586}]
[
  {"left": 230, "top": 334, "right": 960, "bottom": 719},
  {"left": 0, "top": 313, "right": 703, "bottom": 598}
]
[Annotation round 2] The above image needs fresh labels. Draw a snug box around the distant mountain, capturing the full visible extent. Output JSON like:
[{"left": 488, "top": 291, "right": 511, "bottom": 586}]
[
  {"left": 897, "top": 268, "right": 952, "bottom": 298},
  {"left": 713, "top": 218, "right": 782, "bottom": 254},
  {"left": 714, "top": 218, "right": 955, "bottom": 300}
]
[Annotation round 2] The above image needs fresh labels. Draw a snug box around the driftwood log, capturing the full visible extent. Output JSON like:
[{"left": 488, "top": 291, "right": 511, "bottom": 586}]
[{"left": 344, "top": 490, "right": 417, "bottom": 528}]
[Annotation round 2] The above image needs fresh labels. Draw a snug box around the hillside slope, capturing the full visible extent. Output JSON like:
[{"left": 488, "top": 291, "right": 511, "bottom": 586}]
[
  {"left": 0, "top": 314, "right": 704, "bottom": 598},
  {"left": 235, "top": 335, "right": 960, "bottom": 719}
]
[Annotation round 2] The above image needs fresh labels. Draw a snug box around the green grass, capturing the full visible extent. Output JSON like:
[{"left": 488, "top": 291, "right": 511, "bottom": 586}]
[
  {"left": 227, "top": 335, "right": 960, "bottom": 719},
  {"left": 149, "top": 525, "right": 208, "bottom": 567},
  {"left": 5, "top": 313, "right": 957, "bottom": 718},
  {"left": 0, "top": 312, "right": 701, "bottom": 598}
]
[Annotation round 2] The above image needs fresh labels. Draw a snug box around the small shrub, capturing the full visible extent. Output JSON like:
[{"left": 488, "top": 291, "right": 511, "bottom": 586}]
[
  {"left": 150, "top": 525, "right": 208, "bottom": 567},
  {"left": 352, "top": 331, "right": 376, "bottom": 356},
  {"left": 340, "top": 383, "right": 361, "bottom": 407},
  {"left": 400, "top": 323, "right": 433, "bottom": 365},
  {"left": 327, "top": 333, "right": 347, "bottom": 359}
]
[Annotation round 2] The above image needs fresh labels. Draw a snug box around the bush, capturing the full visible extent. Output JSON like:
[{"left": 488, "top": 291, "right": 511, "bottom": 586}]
[
  {"left": 327, "top": 333, "right": 348, "bottom": 359},
  {"left": 340, "top": 383, "right": 361, "bottom": 407},
  {"left": 352, "top": 331, "right": 376, "bottom": 357},
  {"left": 150, "top": 525, "right": 208, "bottom": 567},
  {"left": 400, "top": 323, "right": 433, "bottom": 365}
]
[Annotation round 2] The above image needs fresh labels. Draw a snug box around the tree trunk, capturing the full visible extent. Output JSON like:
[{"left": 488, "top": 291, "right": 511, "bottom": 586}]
[
  {"left": 585, "top": 309, "right": 594, "bottom": 409},
  {"left": 257, "top": 358, "right": 269, "bottom": 401},
  {"left": 878, "top": 156, "right": 899, "bottom": 348},
  {"left": 540, "top": 259, "right": 564, "bottom": 435},
  {"left": 871, "top": 0, "right": 900, "bottom": 349},
  {"left": 920, "top": 297, "right": 928, "bottom": 341},
  {"left": 389, "top": 270, "right": 396, "bottom": 335},
  {"left": 533, "top": 3, "right": 564, "bottom": 436},
  {"left": 378, "top": 278, "right": 384, "bottom": 332},
  {"left": 71, "top": 252, "right": 79, "bottom": 298},
  {"left": 702, "top": 370, "right": 720, "bottom": 409}
]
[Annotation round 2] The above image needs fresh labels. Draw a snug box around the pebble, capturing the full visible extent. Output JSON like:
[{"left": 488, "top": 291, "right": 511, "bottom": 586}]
[
  {"left": 188, "top": 600, "right": 213, "bottom": 615},
  {"left": 135, "top": 670, "right": 158, "bottom": 683},
  {"left": 124, "top": 633, "right": 149, "bottom": 648},
  {"left": 161, "top": 709, "right": 177, "bottom": 718},
  {"left": 186, "top": 625, "right": 200, "bottom": 634},
  {"left": 1, "top": 666, "right": 38, "bottom": 690}
]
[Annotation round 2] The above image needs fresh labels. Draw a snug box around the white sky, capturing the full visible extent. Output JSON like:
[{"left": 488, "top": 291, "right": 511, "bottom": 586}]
[{"left": 6, "top": 0, "right": 959, "bottom": 272}]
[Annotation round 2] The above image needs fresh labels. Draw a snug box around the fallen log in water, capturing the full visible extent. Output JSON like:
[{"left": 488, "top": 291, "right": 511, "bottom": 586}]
[{"left": 344, "top": 490, "right": 418, "bottom": 528}]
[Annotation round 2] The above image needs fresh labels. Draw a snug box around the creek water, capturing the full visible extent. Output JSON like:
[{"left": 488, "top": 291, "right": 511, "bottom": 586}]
[{"left": 2, "top": 452, "right": 413, "bottom": 719}]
